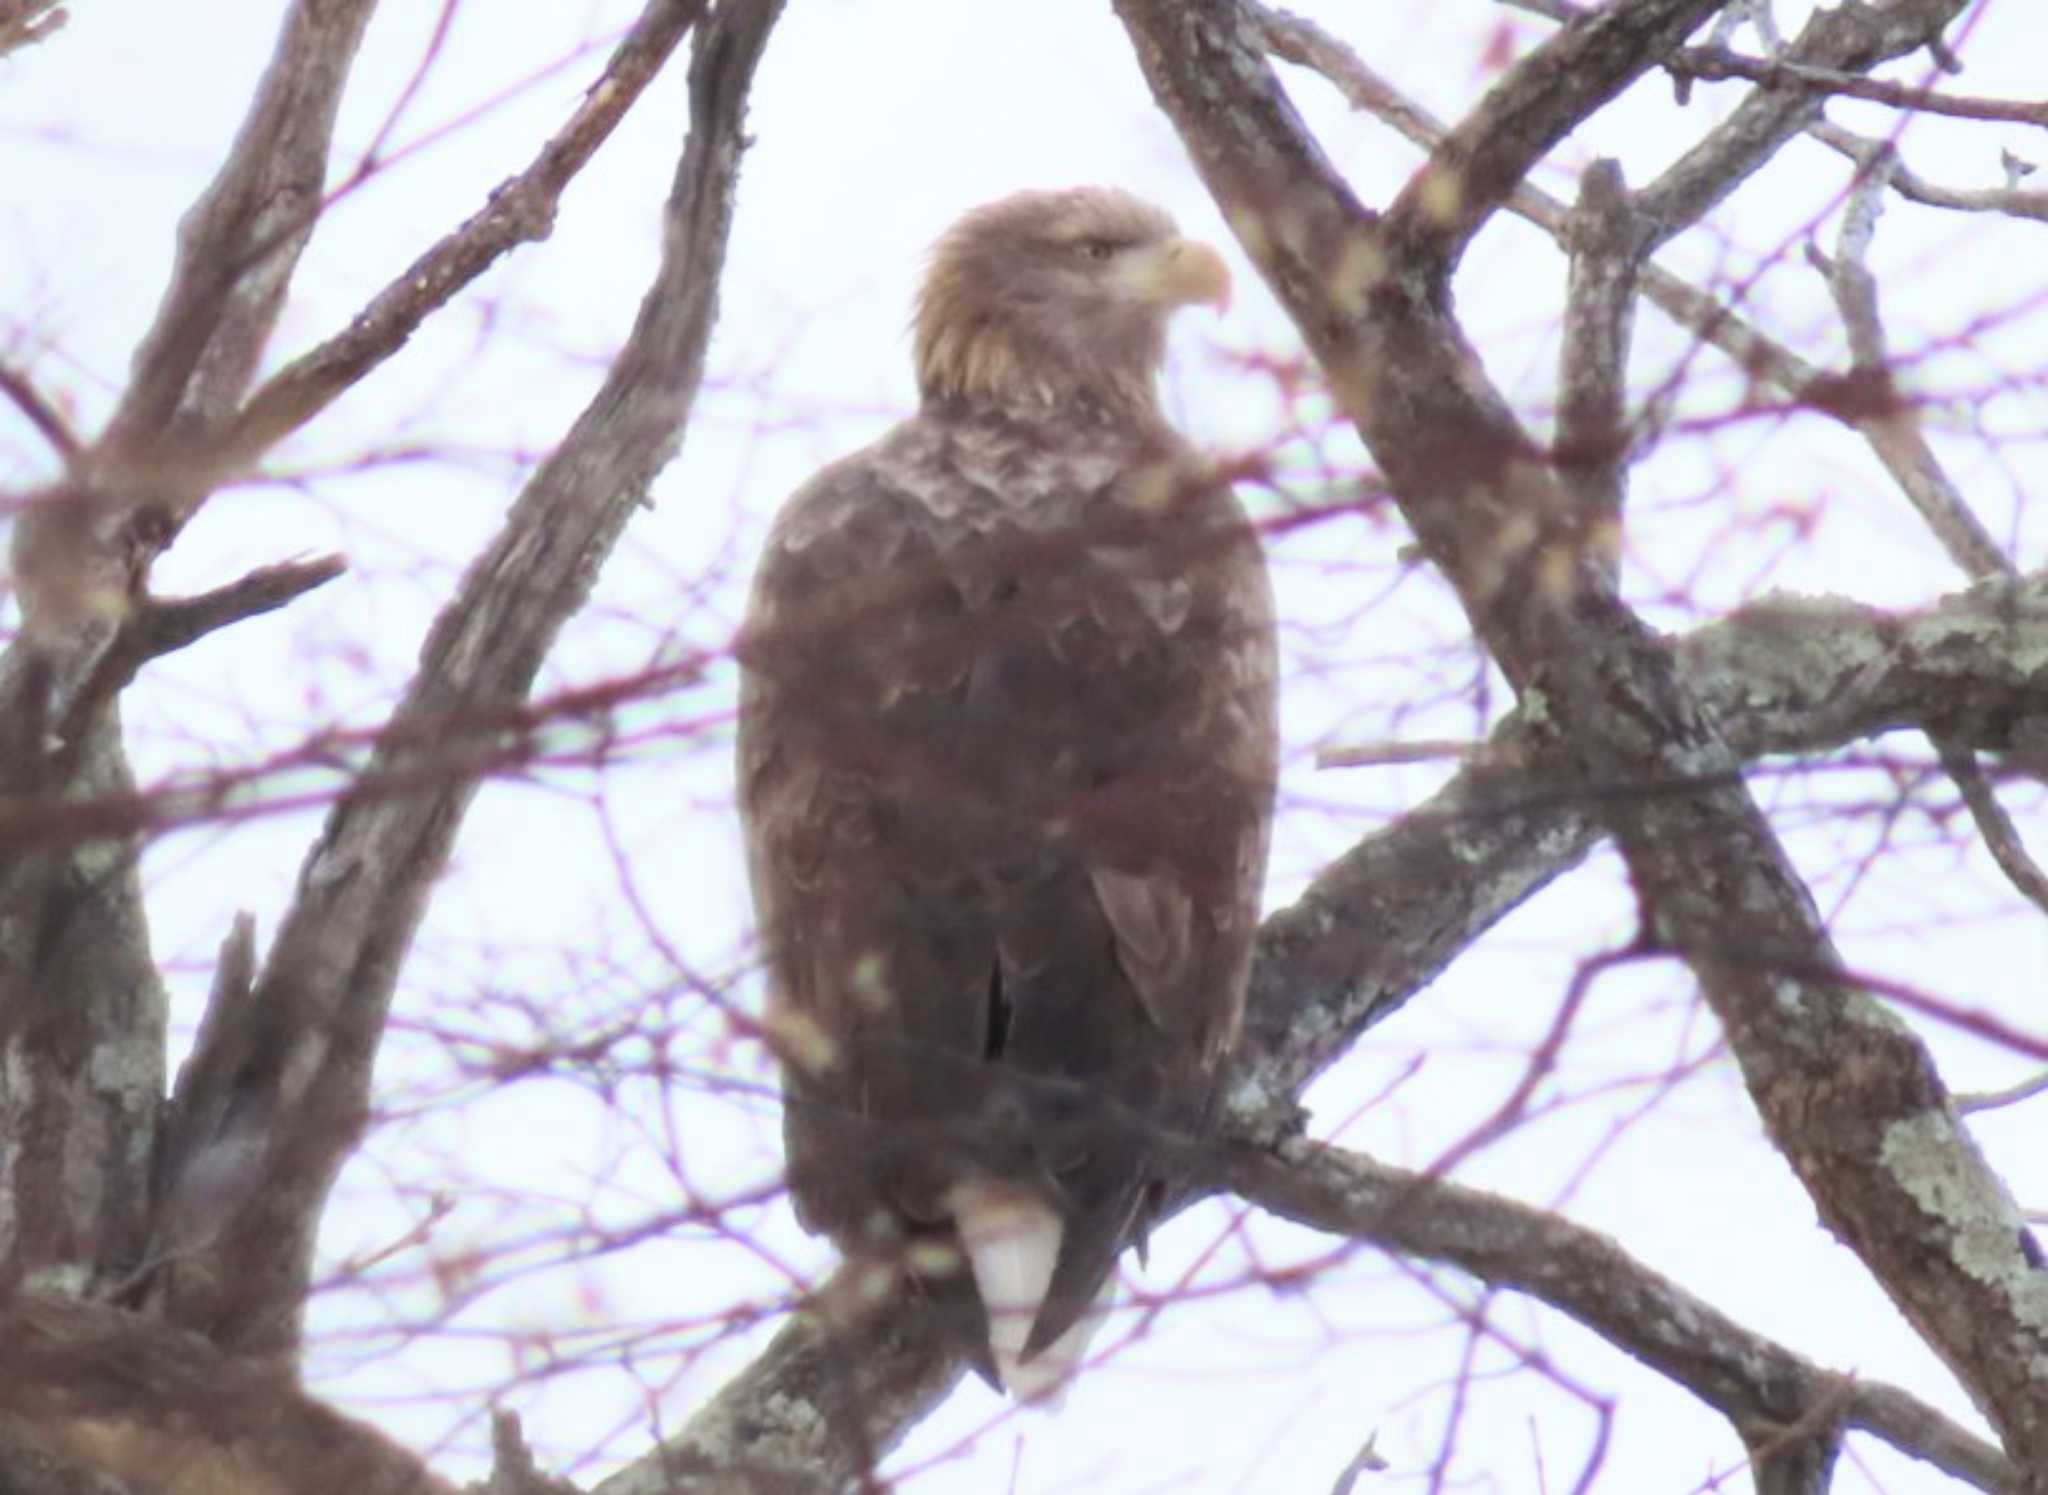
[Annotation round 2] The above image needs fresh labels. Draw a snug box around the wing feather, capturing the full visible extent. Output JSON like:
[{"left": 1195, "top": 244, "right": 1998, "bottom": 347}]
[{"left": 737, "top": 406, "right": 1277, "bottom": 1366}]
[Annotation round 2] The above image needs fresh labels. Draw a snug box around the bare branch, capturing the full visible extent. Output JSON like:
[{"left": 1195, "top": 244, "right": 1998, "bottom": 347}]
[
  {"left": 1954, "top": 1069, "right": 2048, "bottom": 1117},
  {"left": 1249, "top": 1, "right": 2012, "bottom": 588},
  {"left": 1117, "top": 0, "right": 2048, "bottom": 1468},
  {"left": 0, "top": 0, "right": 63, "bottom": 58},
  {"left": 144, "top": 0, "right": 786, "bottom": 1359},
  {"left": 1508, "top": 0, "right": 2048, "bottom": 223},
  {"left": 1380, "top": 0, "right": 1722, "bottom": 275},
  {"left": 101, "top": 0, "right": 378, "bottom": 459},
  {"left": 1631, "top": 0, "right": 1966, "bottom": 257},
  {"left": 221, "top": 0, "right": 710, "bottom": 476},
  {"left": 1806, "top": 117, "right": 2048, "bottom": 222},
  {"left": 0, "top": 362, "right": 80, "bottom": 464},
  {"left": 1221, "top": 1137, "right": 2021, "bottom": 1493},
  {"left": 1808, "top": 141, "right": 2009, "bottom": 582},
  {"left": 127, "top": 554, "right": 347, "bottom": 664},
  {"left": 1668, "top": 44, "right": 2048, "bottom": 127},
  {"left": 0, "top": 1292, "right": 452, "bottom": 1495},
  {"left": 1556, "top": 157, "right": 1641, "bottom": 582},
  {"left": 34, "top": 555, "right": 350, "bottom": 781},
  {"left": 140, "top": 914, "right": 268, "bottom": 1288},
  {"left": 1939, "top": 744, "right": 2048, "bottom": 920},
  {"left": 1315, "top": 737, "right": 1482, "bottom": 769},
  {"left": 598, "top": 1265, "right": 964, "bottom": 1495}
]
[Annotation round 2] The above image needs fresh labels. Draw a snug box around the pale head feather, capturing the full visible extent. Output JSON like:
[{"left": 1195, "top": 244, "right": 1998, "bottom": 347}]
[{"left": 913, "top": 187, "right": 1228, "bottom": 418}]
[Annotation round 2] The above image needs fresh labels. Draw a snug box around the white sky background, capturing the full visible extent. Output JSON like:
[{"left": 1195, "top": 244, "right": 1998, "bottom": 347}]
[{"left": 4, "top": 1, "right": 2048, "bottom": 1491}]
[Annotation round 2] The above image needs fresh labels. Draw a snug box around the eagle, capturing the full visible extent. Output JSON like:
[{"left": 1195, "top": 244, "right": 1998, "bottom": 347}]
[{"left": 736, "top": 187, "right": 1278, "bottom": 1399}]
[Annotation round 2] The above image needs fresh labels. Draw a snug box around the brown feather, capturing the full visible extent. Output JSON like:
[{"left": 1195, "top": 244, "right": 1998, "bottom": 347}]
[{"left": 737, "top": 187, "right": 1275, "bottom": 1392}]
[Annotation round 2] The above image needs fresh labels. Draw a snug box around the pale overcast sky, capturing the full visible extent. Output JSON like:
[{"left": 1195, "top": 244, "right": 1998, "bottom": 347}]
[{"left": 4, "top": 2, "right": 2046, "bottom": 1491}]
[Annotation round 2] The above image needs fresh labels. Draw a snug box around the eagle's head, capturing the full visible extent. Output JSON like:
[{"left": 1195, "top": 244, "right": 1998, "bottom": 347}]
[{"left": 913, "top": 186, "right": 1231, "bottom": 416}]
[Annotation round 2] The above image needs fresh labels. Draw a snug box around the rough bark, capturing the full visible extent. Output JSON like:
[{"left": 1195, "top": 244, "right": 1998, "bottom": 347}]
[
  {"left": 145, "top": 0, "right": 783, "bottom": 1361},
  {"left": 1116, "top": 0, "right": 2048, "bottom": 1482},
  {"left": 0, "top": 0, "right": 380, "bottom": 1304}
]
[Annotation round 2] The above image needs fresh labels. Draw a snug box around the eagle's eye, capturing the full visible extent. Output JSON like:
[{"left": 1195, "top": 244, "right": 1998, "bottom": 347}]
[{"left": 1076, "top": 238, "right": 1119, "bottom": 262}]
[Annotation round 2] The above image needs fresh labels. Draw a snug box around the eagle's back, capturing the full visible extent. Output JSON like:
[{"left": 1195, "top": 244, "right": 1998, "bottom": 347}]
[{"left": 737, "top": 404, "right": 1276, "bottom": 1372}]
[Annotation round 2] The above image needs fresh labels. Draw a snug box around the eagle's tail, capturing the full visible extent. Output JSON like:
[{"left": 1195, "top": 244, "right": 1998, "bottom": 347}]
[{"left": 947, "top": 1179, "right": 1115, "bottom": 1405}]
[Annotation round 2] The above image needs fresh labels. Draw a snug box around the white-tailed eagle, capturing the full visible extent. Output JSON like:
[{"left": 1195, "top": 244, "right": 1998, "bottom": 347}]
[{"left": 737, "top": 186, "right": 1278, "bottom": 1399}]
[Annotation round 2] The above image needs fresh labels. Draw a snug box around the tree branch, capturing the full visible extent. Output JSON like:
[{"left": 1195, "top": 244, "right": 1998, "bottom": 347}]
[
  {"left": 1251, "top": 1, "right": 2009, "bottom": 587},
  {"left": 1938, "top": 744, "right": 2048, "bottom": 920},
  {"left": 1116, "top": 0, "right": 2048, "bottom": 1472},
  {"left": 0, "top": 0, "right": 377, "bottom": 1300},
  {"left": 1221, "top": 1137, "right": 2020, "bottom": 1493},
  {"left": 124, "top": 554, "right": 348, "bottom": 665},
  {"left": 1630, "top": 0, "right": 1967, "bottom": 253},
  {"left": 99, "top": 0, "right": 378, "bottom": 459},
  {"left": 143, "top": 0, "right": 786, "bottom": 1360},
  {"left": 220, "top": 0, "right": 710, "bottom": 478},
  {"left": 595, "top": 1267, "right": 964, "bottom": 1495},
  {"left": 1381, "top": 0, "right": 1724, "bottom": 275},
  {"left": 1555, "top": 157, "right": 1639, "bottom": 582},
  {"left": 0, "top": 0, "right": 63, "bottom": 59},
  {"left": 0, "top": 1292, "right": 453, "bottom": 1495},
  {"left": 0, "top": 360, "right": 81, "bottom": 464},
  {"left": 1667, "top": 44, "right": 2048, "bottom": 127}
]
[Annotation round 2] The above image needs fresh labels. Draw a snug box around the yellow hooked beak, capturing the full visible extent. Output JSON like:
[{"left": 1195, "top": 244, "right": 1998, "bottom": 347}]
[{"left": 1129, "top": 236, "right": 1233, "bottom": 314}]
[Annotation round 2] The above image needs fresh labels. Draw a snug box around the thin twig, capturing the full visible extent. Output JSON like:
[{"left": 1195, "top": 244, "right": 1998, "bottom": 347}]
[
  {"left": 1938, "top": 744, "right": 2048, "bottom": 920},
  {"left": 127, "top": 554, "right": 348, "bottom": 663},
  {"left": 0, "top": 362, "right": 81, "bottom": 464},
  {"left": 1953, "top": 1069, "right": 2048, "bottom": 1116},
  {"left": 1254, "top": 0, "right": 2014, "bottom": 587},
  {"left": 1806, "top": 117, "right": 2048, "bottom": 222},
  {"left": 1668, "top": 45, "right": 2048, "bottom": 127},
  {"left": 219, "top": 0, "right": 709, "bottom": 477},
  {"left": 1316, "top": 737, "right": 1483, "bottom": 769}
]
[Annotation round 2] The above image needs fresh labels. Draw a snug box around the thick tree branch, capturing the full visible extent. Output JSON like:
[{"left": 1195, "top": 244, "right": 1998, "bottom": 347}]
[
  {"left": 99, "top": 0, "right": 377, "bottom": 459},
  {"left": 0, "top": 0, "right": 63, "bottom": 59},
  {"left": 632, "top": 569, "right": 2048, "bottom": 1490},
  {"left": 1247, "top": 570, "right": 2048, "bottom": 1105},
  {"left": 0, "top": 0, "right": 375, "bottom": 1303},
  {"left": 595, "top": 1269, "right": 964, "bottom": 1495},
  {"left": 0, "top": 1292, "right": 452, "bottom": 1495},
  {"left": 1116, "top": 0, "right": 2048, "bottom": 1474},
  {"left": 1381, "top": 0, "right": 1724, "bottom": 274},
  {"left": 1221, "top": 1137, "right": 2020, "bottom": 1492},
  {"left": 144, "top": 0, "right": 785, "bottom": 1361}
]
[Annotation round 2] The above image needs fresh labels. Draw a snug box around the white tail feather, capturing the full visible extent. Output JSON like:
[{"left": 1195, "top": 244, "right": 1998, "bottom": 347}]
[{"left": 946, "top": 1179, "right": 1110, "bottom": 1406}]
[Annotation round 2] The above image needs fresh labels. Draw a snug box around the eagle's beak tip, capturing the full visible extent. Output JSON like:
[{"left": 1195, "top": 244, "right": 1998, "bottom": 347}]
[{"left": 1158, "top": 238, "right": 1232, "bottom": 316}]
